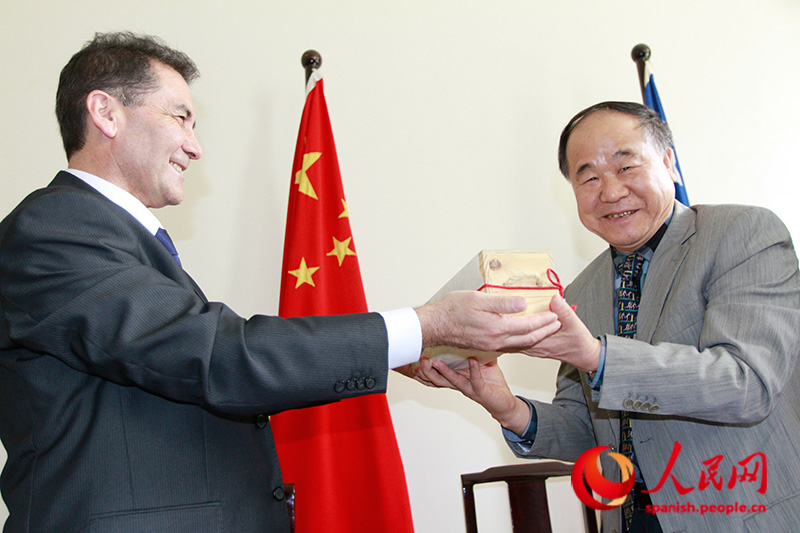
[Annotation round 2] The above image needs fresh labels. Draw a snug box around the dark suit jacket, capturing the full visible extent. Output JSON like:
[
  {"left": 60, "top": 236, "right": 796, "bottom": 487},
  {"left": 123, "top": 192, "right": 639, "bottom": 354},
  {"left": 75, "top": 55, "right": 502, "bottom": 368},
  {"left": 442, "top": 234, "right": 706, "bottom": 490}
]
[
  {"left": 0, "top": 172, "right": 390, "bottom": 532},
  {"left": 507, "top": 203, "right": 800, "bottom": 533}
]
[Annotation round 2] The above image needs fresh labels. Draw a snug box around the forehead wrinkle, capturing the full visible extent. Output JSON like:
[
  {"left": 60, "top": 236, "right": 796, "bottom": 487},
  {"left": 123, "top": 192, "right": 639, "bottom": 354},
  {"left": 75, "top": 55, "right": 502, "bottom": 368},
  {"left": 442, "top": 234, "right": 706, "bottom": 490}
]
[{"left": 612, "top": 148, "right": 638, "bottom": 160}]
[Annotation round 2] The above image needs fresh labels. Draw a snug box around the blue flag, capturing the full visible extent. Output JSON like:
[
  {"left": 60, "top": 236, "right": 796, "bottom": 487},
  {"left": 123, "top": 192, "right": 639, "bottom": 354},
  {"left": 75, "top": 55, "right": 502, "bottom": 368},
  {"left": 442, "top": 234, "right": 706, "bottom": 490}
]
[{"left": 642, "top": 64, "right": 689, "bottom": 205}]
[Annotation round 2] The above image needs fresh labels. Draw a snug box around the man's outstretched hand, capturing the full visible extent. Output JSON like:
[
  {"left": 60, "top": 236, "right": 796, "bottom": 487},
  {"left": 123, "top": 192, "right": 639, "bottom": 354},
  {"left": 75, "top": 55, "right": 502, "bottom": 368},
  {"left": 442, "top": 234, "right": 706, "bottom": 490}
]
[
  {"left": 415, "top": 291, "right": 560, "bottom": 353},
  {"left": 415, "top": 357, "right": 532, "bottom": 436}
]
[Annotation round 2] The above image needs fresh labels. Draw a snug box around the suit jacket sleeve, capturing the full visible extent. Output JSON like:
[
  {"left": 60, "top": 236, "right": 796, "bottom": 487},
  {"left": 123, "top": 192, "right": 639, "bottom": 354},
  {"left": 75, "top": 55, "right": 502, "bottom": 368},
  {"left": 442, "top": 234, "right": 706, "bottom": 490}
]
[
  {"left": 507, "top": 364, "right": 598, "bottom": 461},
  {"left": 0, "top": 180, "right": 390, "bottom": 417}
]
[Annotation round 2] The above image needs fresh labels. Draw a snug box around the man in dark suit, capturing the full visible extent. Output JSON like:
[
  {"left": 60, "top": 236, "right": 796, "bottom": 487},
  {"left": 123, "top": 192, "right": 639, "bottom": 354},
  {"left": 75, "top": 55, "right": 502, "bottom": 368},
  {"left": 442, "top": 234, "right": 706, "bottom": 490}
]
[
  {"left": 0, "top": 32, "right": 561, "bottom": 532},
  {"left": 420, "top": 102, "right": 800, "bottom": 532}
]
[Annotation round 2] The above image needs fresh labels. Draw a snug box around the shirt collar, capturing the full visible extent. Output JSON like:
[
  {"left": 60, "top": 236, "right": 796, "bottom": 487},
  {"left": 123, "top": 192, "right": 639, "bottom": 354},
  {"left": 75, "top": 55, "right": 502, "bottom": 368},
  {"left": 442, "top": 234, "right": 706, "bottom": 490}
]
[{"left": 65, "top": 169, "right": 164, "bottom": 236}]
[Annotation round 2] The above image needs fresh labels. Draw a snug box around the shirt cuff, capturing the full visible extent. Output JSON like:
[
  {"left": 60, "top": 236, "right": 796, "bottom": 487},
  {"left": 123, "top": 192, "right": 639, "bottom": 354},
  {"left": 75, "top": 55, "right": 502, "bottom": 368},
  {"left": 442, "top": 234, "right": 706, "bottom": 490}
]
[
  {"left": 502, "top": 396, "right": 538, "bottom": 443},
  {"left": 587, "top": 336, "right": 606, "bottom": 390},
  {"left": 379, "top": 308, "right": 422, "bottom": 369}
]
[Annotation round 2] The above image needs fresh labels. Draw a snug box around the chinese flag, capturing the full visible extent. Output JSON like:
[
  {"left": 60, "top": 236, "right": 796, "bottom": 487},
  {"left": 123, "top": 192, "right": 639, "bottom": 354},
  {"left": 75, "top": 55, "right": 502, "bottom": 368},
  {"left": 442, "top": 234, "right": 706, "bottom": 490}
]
[{"left": 270, "top": 70, "right": 414, "bottom": 533}]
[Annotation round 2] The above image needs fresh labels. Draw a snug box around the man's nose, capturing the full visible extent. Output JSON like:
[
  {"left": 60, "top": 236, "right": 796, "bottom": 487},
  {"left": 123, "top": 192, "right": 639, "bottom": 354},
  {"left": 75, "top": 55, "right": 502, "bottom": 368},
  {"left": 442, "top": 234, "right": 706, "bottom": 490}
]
[
  {"left": 600, "top": 175, "right": 628, "bottom": 202},
  {"left": 184, "top": 130, "right": 203, "bottom": 160}
]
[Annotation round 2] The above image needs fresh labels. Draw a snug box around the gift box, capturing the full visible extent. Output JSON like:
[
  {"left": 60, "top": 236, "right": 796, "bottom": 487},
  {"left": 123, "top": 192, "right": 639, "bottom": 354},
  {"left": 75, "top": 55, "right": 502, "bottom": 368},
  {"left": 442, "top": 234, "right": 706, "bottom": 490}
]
[{"left": 422, "top": 250, "right": 564, "bottom": 369}]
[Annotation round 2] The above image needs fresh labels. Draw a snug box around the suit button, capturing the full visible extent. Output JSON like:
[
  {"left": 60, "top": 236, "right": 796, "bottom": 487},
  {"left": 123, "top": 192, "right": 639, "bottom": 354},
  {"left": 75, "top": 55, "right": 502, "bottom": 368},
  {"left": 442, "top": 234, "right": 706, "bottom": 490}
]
[
  {"left": 623, "top": 398, "right": 634, "bottom": 409},
  {"left": 641, "top": 402, "right": 651, "bottom": 411},
  {"left": 365, "top": 377, "right": 376, "bottom": 389},
  {"left": 273, "top": 486, "right": 285, "bottom": 501},
  {"left": 256, "top": 414, "right": 268, "bottom": 429},
  {"left": 346, "top": 379, "right": 356, "bottom": 391},
  {"left": 357, "top": 378, "right": 366, "bottom": 390},
  {"left": 649, "top": 404, "right": 660, "bottom": 413},
  {"left": 633, "top": 400, "right": 642, "bottom": 410},
  {"left": 334, "top": 381, "right": 345, "bottom": 393}
]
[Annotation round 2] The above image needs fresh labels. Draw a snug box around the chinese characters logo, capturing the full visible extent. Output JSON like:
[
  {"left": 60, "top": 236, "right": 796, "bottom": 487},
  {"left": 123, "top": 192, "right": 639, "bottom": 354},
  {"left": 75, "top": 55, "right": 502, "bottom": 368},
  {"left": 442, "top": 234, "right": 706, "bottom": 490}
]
[{"left": 643, "top": 441, "right": 767, "bottom": 496}]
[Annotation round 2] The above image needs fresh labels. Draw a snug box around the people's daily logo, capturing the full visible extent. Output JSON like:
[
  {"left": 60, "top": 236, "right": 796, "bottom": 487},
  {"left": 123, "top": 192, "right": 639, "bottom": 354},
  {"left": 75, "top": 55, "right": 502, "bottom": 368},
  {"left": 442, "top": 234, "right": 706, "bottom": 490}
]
[{"left": 571, "top": 446, "right": 634, "bottom": 510}]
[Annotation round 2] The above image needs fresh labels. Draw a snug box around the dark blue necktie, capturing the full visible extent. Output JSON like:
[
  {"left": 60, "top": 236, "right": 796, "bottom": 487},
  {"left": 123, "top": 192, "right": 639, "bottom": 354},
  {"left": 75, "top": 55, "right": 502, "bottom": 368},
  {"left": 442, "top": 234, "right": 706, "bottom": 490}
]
[
  {"left": 155, "top": 228, "right": 181, "bottom": 266},
  {"left": 617, "top": 253, "right": 643, "bottom": 531}
]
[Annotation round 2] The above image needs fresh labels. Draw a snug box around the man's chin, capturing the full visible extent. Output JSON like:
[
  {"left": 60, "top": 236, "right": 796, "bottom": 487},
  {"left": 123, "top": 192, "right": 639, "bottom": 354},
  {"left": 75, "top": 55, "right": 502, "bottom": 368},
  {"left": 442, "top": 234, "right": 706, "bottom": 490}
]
[
  {"left": 165, "top": 187, "right": 185, "bottom": 206},
  {"left": 150, "top": 194, "right": 184, "bottom": 209},
  {"left": 607, "top": 234, "right": 649, "bottom": 254}
]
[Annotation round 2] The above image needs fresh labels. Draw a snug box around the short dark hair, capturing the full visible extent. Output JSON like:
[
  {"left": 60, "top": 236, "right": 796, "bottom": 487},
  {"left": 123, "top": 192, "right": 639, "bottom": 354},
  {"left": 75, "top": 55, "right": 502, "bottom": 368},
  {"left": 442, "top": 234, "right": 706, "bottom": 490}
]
[
  {"left": 56, "top": 31, "right": 200, "bottom": 159},
  {"left": 557, "top": 101, "right": 674, "bottom": 179}
]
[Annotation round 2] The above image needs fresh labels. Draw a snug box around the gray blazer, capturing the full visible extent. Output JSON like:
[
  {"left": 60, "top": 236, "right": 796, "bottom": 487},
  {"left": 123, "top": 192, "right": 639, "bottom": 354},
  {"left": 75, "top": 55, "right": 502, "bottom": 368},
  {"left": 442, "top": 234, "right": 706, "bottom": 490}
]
[
  {"left": 508, "top": 202, "right": 800, "bottom": 533},
  {"left": 0, "top": 172, "right": 390, "bottom": 532}
]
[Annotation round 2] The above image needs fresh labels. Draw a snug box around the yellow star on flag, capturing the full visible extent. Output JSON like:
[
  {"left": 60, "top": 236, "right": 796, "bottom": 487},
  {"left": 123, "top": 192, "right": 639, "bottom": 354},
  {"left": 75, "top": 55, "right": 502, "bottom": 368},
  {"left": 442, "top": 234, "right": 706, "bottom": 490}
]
[
  {"left": 288, "top": 257, "right": 320, "bottom": 288},
  {"left": 326, "top": 236, "right": 357, "bottom": 266},
  {"left": 338, "top": 199, "right": 349, "bottom": 219},
  {"left": 294, "top": 152, "right": 321, "bottom": 199}
]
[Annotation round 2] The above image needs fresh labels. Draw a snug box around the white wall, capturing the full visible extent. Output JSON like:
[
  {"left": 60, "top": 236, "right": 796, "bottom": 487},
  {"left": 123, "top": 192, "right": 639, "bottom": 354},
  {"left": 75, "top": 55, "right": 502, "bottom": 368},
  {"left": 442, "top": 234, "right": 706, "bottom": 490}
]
[{"left": 2, "top": 1, "right": 800, "bottom": 531}]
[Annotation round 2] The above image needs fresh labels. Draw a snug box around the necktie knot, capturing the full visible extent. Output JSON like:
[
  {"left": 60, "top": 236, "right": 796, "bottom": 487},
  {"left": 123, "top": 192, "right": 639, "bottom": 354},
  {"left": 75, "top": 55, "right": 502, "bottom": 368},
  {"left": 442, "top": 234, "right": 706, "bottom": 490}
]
[{"left": 155, "top": 228, "right": 182, "bottom": 266}]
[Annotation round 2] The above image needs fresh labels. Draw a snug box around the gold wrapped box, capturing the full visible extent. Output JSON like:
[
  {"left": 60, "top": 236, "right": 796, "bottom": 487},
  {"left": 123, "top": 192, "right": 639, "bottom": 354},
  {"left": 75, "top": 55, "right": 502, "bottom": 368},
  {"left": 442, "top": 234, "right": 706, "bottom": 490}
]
[{"left": 423, "top": 250, "right": 563, "bottom": 369}]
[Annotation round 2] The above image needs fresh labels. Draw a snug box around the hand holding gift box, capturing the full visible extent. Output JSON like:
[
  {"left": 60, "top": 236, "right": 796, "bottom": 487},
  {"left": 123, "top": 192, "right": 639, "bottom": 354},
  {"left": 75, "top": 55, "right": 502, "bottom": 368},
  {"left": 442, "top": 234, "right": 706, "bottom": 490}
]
[{"left": 420, "top": 250, "right": 568, "bottom": 370}]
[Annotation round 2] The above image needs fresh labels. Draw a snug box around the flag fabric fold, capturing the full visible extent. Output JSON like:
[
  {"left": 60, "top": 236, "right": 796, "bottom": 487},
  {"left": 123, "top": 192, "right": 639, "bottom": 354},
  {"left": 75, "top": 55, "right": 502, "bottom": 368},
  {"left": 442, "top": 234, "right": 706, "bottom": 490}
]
[
  {"left": 642, "top": 60, "right": 689, "bottom": 205},
  {"left": 270, "top": 69, "right": 414, "bottom": 533}
]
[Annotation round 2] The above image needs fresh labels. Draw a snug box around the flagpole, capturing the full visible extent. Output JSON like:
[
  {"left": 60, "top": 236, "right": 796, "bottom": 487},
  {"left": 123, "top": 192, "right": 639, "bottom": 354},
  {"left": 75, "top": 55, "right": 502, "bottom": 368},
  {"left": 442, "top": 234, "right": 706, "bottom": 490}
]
[
  {"left": 631, "top": 43, "right": 690, "bottom": 205},
  {"left": 631, "top": 43, "right": 651, "bottom": 102},
  {"left": 302, "top": 49, "right": 322, "bottom": 85}
]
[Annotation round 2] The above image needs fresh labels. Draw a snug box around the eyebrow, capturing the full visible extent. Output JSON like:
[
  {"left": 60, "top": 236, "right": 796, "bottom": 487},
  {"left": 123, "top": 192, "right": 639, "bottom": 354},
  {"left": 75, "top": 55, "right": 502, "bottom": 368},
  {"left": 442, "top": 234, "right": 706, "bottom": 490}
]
[
  {"left": 174, "top": 103, "right": 197, "bottom": 129},
  {"left": 574, "top": 149, "right": 638, "bottom": 176}
]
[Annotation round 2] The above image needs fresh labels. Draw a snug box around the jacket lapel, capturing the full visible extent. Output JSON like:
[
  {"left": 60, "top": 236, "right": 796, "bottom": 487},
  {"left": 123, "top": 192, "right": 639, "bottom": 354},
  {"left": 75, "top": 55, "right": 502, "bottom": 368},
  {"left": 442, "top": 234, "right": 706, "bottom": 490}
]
[
  {"left": 637, "top": 202, "right": 696, "bottom": 342},
  {"left": 573, "top": 253, "right": 616, "bottom": 336}
]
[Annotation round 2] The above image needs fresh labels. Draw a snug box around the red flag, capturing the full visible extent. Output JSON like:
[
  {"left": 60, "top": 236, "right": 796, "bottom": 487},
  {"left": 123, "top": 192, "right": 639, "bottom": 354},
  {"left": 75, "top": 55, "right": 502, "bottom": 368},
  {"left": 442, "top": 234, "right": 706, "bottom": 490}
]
[{"left": 270, "top": 70, "right": 414, "bottom": 533}]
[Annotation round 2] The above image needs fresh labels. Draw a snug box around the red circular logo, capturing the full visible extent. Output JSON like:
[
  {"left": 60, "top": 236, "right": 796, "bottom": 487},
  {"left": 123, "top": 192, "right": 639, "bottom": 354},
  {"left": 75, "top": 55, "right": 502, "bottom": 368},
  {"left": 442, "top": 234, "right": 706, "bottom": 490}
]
[{"left": 571, "top": 446, "right": 635, "bottom": 510}]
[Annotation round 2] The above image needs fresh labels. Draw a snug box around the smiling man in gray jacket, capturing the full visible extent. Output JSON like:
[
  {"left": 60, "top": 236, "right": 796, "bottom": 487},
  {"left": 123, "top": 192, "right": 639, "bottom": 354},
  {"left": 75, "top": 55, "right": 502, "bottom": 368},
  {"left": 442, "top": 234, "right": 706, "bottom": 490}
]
[{"left": 422, "top": 101, "right": 800, "bottom": 533}]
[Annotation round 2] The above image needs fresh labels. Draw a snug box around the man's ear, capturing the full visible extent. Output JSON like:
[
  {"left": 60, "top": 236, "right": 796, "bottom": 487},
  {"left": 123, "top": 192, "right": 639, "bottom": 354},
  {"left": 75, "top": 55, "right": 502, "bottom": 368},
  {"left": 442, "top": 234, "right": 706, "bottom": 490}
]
[
  {"left": 663, "top": 147, "right": 679, "bottom": 184},
  {"left": 85, "top": 90, "right": 121, "bottom": 139}
]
